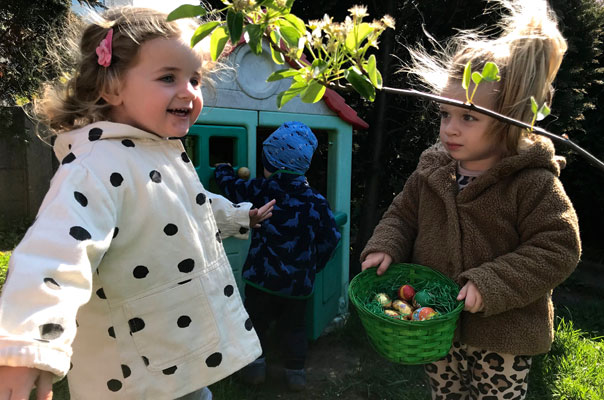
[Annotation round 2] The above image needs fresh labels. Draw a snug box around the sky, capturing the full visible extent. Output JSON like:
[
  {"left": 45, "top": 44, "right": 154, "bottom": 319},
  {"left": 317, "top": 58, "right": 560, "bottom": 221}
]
[{"left": 71, "top": 0, "right": 198, "bottom": 15}]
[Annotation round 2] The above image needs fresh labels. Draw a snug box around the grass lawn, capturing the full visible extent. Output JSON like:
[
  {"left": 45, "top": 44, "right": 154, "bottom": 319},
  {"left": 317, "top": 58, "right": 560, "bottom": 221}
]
[{"left": 0, "top": 230, "right": 603, "bottom": 399}]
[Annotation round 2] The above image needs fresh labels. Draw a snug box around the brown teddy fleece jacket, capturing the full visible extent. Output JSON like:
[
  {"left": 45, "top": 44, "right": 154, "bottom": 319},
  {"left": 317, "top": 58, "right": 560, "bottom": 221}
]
[{"left": 361, "top": 139, "right": 581, "bottom": 356}]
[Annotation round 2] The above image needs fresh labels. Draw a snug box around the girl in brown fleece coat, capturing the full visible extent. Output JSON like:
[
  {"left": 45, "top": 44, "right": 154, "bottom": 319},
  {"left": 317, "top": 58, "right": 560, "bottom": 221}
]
[{"left": 361, "top": 1, "right": 581, "bottom": 398}]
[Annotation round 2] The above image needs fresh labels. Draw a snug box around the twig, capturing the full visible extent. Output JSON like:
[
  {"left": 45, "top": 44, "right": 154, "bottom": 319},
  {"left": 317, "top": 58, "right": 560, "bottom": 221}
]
[{"left": 378, "top": 86, "right": 604, "bottom": 173}]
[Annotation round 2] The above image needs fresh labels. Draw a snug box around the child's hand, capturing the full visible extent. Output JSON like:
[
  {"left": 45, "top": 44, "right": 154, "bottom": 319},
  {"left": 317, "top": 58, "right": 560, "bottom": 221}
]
[
  {"left": 457, "top": 280, "right": 484, "bottom": 313},
  {"left": 249, "top": 199, "right": 276, "bottom": 228},
  {"left": 361, "top": 252, "right": 393, "bottom": 276},
  {"left": 0, "top": 366, "right": 54, "bottom": 400}
]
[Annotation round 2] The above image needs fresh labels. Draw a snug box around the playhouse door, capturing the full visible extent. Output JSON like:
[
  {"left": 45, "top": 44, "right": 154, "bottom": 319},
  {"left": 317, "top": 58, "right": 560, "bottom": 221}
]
[{"left": 186, "top": 124, "right": 250, "bottom": 293}]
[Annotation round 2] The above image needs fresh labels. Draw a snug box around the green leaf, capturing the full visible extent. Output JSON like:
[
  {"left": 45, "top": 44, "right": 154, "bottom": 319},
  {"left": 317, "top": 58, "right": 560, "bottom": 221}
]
[
  {"left": 344, "top": 66, "right": 375, "bottom": 101},
  {"left": 282, "top": 14, "right": 306, "bottom": 34},
  {"left": 481, "top": 61, "right": 500, "bottom": 82},
  {"left": 311, "top": 59, "right": 329, "bottom": 78},
  {"left": 537, "top": 104, "right": 551, "bottom": 121},
  {"left": 345, "top": 22, "right": 373, "bottom": 52},
  {"left": 167, "top": 4, "right": 207, "bottom": 21},
  {"left": 269, "top": 30, "right": 285, "bottom": 64},
  {"left": 276, "top": 81, "right": 306, "bottom": 108},
  {"left": 245, "top": 24, "right": 264, "bottom": 55},
  {"left": 366, "top": 54, "right": 382, "bottom": 88},
  {"left": 270, "top": 45, "right": 285, "bottom": 64},
  {"left": 191, "top": 21, "right": 220, "bottom": 48},
  {"left": 210, "top": 26, "right": 229, "bottom": 61},
  {"left": 471, "top": 71, "right": 483, "bottom": 85},
  {"left": 266, "top": 69, "right": 301, "bottom": 82},
  {"left": 462, "top": 61, "right": 472, "bottom": 90},
  {"left": 279, "top": 26, "right": 301, "bottom": 49},
  {"left": 300, "top": 80, "right": 326, "bottom": 103},
  {"left": 226, "top": 9, "right": 244, "bottom": 45},
  {"left": 531, "top": 96, "right": 539, "bottom": 115}
]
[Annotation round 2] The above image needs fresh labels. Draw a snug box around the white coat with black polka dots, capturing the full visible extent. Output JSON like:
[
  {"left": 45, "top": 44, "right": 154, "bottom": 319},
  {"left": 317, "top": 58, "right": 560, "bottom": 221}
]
[{"left": 0, "top": 122, "right": 262, "bottom": 399}]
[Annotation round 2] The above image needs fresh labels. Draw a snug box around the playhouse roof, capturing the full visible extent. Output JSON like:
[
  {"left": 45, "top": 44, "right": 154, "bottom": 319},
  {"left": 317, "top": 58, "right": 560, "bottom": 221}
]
[{"left": 203, "top": 41, "right": 369, "bottom": 130}]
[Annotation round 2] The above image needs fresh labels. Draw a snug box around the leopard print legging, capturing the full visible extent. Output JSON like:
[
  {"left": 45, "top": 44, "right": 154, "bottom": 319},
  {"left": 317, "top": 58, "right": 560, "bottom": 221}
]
[{"left": 424, "top": 342, "right": 532, "bottom": 400}]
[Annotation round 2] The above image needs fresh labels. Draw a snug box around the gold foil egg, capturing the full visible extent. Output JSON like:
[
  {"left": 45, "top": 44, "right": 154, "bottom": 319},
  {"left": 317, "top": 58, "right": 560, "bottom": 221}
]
[
  {"left": 374, "top": 293, "right": 392, "bottom": 308},
  {"left": 391, "top": 299, "right": 413, "bottom": 318}
]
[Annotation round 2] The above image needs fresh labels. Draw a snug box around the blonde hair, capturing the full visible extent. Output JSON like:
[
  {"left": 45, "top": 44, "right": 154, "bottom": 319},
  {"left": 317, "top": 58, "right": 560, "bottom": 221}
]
[
  {"left": 34, "top": 7, "right": 216, "bottom": 134},
  {"left": 406, "top": 0, "right": 567, "bottom": 156}
]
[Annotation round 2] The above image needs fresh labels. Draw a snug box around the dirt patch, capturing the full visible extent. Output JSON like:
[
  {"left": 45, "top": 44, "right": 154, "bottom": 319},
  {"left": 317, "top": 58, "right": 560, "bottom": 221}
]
[{"left": 229, "top": 329, "right": 366, "bottom": 400}]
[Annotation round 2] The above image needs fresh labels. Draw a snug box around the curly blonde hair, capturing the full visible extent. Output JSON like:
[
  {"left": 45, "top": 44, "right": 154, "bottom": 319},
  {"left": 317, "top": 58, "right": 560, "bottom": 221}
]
[
  {"left": 34, "top": 7, "right": 216, "bottom": 135},
  {"left": 405, "top": 0, "right": 567, "bottom": 156}
]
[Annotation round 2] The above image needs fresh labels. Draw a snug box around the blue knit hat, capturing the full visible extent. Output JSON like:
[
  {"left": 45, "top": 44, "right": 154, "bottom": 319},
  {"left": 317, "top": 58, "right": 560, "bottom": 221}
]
[{"left": 262, "top": 121, "right": 318, "bottom": 174}]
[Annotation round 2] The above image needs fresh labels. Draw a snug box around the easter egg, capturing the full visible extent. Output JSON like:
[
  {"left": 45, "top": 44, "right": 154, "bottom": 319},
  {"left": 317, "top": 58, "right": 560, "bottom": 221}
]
[
  {"left": 383, "top": 309, "right": 400, "bottom": 319},
  {"left": 391, "top": 299, "right": 413, "bottom": 318},
  {"left": 237, "top": 167, "right": 251, "bottom": 180},
  {"left": 412, "top": 307, "right": 438, "bottom": 321},
  {"left": 374, "top": 293, "right": 392, "bottom": 308},
  {"left": 398, "top": 284, "right": 415, "bottom": 302},
  {"left": 413, "top": 290, "right": 433, "bottom": 308}
]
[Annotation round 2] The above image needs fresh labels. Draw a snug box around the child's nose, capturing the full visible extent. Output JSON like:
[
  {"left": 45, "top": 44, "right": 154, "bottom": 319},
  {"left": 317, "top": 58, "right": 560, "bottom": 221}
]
[
  {"left": 179, "top": 82, "right": 198, "bottom": 99},
  {"left": 442, "top": 118, "right": 461, "bottom": 136}
]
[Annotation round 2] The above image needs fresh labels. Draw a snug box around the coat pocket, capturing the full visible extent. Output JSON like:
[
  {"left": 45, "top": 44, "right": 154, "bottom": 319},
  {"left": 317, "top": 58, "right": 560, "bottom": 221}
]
[{"left": 123, "top": 278, "right": 220, "bottom": 372}]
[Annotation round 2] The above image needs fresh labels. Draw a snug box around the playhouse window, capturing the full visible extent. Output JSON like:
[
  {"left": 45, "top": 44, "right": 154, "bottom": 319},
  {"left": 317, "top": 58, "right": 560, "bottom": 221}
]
[{"left": 209, "top": 136, "right": 236, "bottom": 166}]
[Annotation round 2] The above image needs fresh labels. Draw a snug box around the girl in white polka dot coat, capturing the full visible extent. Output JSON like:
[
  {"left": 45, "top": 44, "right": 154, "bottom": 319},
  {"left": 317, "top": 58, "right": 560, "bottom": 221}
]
[{"left": 0, "top": 7, "right": 268, "bottom": 400}]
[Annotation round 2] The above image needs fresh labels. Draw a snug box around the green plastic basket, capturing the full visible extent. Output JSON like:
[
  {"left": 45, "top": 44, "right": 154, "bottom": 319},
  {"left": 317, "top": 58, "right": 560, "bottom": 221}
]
[{"left": 349, "top": 263, "right": 464, "bottom": 365}]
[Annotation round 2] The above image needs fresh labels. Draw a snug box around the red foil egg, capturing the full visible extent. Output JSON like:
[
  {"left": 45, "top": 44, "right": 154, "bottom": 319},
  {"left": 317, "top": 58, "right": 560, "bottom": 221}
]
[{"left": 398, "top": 284, "right": 416, "bottom": 302}]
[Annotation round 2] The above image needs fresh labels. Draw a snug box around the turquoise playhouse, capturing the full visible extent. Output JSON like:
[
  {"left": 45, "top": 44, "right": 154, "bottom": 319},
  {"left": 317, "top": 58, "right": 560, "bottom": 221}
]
[{"left": 186, "top": 41, "right": 368, "bottom": 339}]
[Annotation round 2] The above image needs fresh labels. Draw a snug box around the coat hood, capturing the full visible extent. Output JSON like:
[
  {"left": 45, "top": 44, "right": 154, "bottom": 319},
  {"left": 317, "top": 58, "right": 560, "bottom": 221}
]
[{"left": 53, "top": 122, "right": 165, "bottom": 162}]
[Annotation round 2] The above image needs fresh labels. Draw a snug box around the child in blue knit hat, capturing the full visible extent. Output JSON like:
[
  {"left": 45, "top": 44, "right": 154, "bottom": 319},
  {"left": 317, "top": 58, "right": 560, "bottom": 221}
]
[{"left": 214, "top": 121, "right": 341, "bottom": 392}]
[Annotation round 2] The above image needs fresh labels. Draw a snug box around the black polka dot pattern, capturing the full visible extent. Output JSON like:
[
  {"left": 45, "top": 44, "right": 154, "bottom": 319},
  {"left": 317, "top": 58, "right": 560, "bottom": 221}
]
[
  {"left": 245, "top": 318, "right": 253, "bottom": 331},
  {"left": 74, "top": 191, "right": 88, "bottom": 207},
  {"left": 163, "top": 224, "right": 178, "bottom": 236},
  {"left": 39, "top": 323, "right": 64, "bottom": 340},
  {"left": 216, "top": 231, "right": 222, "bottom": 243},
  {"left": 239, "top": 227, "right": 249, "bottom": 235},
  {"left": 44, "top": 277, "right": 60, "bottom": 289},
  {"left": 224, "top": 285, "right": 234, "bottom": 297},
  {"left": 178, "top": 279, "right": 192, "bottom": 285},
  {"left": 121, "top": 139, "right": 135, "bottom": 147},
  {"left": 121, "top": 364, "right": 131, "bottom": 379},
  {"left": 149, "top": 170, "right": 162, "bottom": 183},
  {"left": 96, "top": 288, "right": 106, "bottom": 299},
  {"left": 113, "top": 227, "right": 119, "bottom": 238},
  {"left": 232, "top": 203, "right": 241, "bottom": 208},
  {"left": 128, "top": 318, "right": 145, "bottom": 333},
  {"left": 177, "top": 259, "right": 195, "bottom": 273},
  {"left": 181, "top": 152, "right": 190, "bottom": 163},
  {"left": 110, "top": 173, "right": 124, "bottom": 187},
  {"left": 142, "top": 356, "right": 150, "bottom": 366},
  {"left": 133, "top": 265, "right": 149, "bottom": 279},
  {"left": 206, "top": 352, "right": 223, "bottom": 368},
  {"left": 162, "top": 366, "right": 177, "bottom": 375},
  {"left": 62, "top": 153, "right": 76, "bottom": 165},
  {"left": 108, "top": 326, "right": 116, "bottom": 338},
  {"left": 88, "top": 128, "right": 103, "bottom": 141},
  {"left": 177, "top": 315, "right": 191, "bottom": 328},
  {"left": 196, "top": 193, "right": 206, "bottom": 205},
  {"left": 70, "top": 226, "right": 91, "bottom": 241},
  {"left": 107, "top": 379, "right": 122, "bottom": 392}
]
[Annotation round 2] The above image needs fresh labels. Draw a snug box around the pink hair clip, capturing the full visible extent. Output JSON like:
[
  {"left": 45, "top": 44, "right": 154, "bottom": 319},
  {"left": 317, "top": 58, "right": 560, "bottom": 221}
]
[{"left": 96, "top": 28, "right": 113, "bottom": 67}]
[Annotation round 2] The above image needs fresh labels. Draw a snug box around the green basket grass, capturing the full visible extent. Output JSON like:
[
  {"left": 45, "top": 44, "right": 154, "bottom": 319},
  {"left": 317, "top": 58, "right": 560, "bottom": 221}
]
[{"left": 349, "top": 263, "right": 464, "bottom": 365}]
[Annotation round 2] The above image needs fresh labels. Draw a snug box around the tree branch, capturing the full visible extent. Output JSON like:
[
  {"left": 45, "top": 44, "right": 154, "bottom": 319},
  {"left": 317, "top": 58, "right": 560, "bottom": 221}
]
[{"left": 378, "top": 86, "right": 604, "bottom": 173}]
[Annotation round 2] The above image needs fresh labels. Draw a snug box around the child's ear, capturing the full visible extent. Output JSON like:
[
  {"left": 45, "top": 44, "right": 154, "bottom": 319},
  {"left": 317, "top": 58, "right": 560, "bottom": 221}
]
[{"left": 100, "top": 84, "right": 123, "bottom": 106}]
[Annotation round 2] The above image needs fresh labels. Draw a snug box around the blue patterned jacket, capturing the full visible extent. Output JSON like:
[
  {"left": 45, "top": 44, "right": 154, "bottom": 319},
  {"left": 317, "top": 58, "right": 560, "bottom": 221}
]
[{"left": 215, "top": 164, "right": 341, "bottom": 297}]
